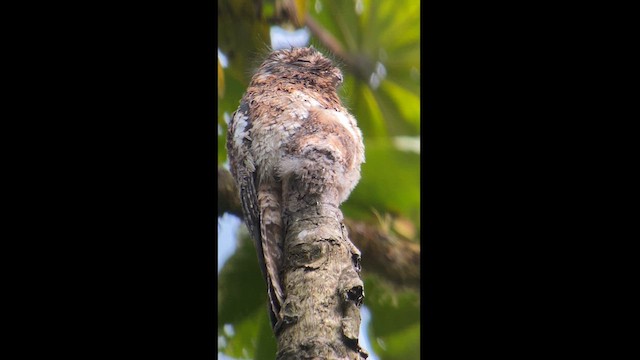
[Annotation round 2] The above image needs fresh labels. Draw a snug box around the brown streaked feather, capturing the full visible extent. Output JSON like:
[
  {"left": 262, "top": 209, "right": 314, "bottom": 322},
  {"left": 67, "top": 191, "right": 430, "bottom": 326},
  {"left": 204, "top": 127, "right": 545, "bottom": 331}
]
[{"left": 258, "top": 181, "right": 285, "bottom": 324}]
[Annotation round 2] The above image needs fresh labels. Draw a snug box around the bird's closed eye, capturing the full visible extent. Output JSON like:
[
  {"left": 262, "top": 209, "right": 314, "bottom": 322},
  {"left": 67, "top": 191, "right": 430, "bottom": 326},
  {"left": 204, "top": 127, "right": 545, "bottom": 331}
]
[{"left": 292, "top": 59, "right": 311, "bottom": 66}]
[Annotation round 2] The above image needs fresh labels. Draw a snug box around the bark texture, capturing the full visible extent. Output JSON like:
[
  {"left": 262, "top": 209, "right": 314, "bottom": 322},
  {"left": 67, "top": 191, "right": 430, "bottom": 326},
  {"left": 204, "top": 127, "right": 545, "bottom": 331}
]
[{"left": 275, "top": 184, "right": 367, "bottom": 359}]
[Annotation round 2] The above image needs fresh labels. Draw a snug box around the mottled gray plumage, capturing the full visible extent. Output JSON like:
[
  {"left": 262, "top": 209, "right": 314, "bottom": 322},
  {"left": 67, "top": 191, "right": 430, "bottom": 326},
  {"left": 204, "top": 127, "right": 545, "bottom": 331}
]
[{"left": 226, "top": 47, "right": 365, "bottom": 328}]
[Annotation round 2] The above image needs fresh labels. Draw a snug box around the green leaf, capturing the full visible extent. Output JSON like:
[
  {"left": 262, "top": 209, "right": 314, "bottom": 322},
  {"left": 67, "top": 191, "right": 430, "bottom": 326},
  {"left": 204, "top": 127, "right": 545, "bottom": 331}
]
[
  {"left": 311, "top": 0, "right": 420, "bottom": 138},
  {"left": 371, "top": 322, "right": 421, "bottom": 360},
  {"left": 218, "top": 229, "right": 269, "bottom": 326},
  {"left": 355, "top": 83, "right": 388, "bottom": 138},
  {"left": 364, "top": 275, "right": 420, "bottom": 337},
  {"left": 254, "top": 312, "right": 278, "bottom": 360},
  {"left": 218, "top": 306, "right": 265, "bottom": 359},
  {"left": 361, "top": 274, "right": 421, "bottom": 360},
  {"left": 218, "top": 305, "right": 276, "bottom": 359},
  {"left": 343, "top": 137, "right": 420, "bottom": 227},
  {"left": 217, "top": 64, "right": 249, "bottom": 165},
  {"left": 218, "top": 58, "right": 225, "bottom": 98},
  {"left": 378, "top": 79, "right": 420, "bottom": 134}
]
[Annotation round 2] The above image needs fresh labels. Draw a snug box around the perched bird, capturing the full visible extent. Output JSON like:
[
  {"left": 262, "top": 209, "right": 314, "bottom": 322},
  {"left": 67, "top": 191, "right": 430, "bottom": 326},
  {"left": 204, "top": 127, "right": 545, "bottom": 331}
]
[{"left": 226, "top": 46, "right": 365, "bottom": 328}]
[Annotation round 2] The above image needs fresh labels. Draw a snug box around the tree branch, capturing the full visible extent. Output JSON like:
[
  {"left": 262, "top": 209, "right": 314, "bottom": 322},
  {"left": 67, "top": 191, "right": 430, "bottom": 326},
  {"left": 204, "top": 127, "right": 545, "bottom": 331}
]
[
  {"left": 305, "top": 15, "right": 375, "bottom": 83},
  {"left": 218, "top": 167, "right": 420, "bottom": 289},
  {"left": 276, "top": 200, "right": 366, "bottom": 359}
]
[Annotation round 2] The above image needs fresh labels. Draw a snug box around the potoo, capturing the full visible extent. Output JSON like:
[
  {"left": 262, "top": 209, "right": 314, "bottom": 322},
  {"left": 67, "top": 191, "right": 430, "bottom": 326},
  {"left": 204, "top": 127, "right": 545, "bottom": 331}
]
[{"left": 226, "top": 47, "right": 365, "bottom": 329}]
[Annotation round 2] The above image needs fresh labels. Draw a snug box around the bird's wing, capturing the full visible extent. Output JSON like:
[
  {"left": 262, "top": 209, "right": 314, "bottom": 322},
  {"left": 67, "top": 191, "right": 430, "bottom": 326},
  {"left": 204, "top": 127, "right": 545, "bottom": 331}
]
[{"left": 227, "top": 102, "right": 282, "bottom": 328}]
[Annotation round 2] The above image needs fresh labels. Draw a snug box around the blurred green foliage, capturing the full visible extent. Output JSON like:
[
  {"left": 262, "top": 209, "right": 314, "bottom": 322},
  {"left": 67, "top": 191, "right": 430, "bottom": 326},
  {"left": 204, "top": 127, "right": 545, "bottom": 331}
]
[{"left": 218, "top": 0, "right": 420, "bottom": 358}]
